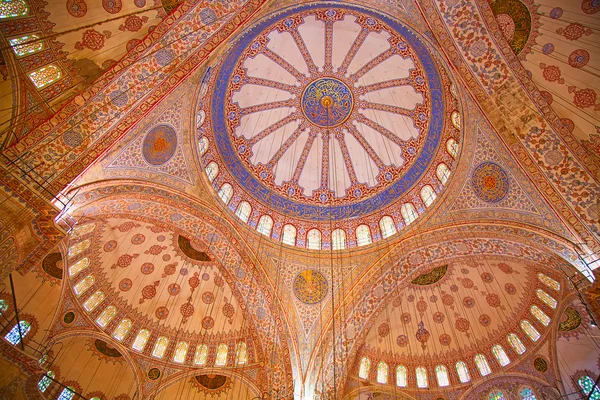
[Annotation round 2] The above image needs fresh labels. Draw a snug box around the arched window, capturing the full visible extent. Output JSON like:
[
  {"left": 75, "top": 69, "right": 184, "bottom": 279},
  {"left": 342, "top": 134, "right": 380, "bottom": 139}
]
[
  {"left": 356, "top": 225, "right": 372, "bottom": 246},
  {"left": 0, "top": 0, "right": 28, "bottom": 18},
  {"left": 257, "top": 215, "right": 273, "bottom": 236},
  {"left": 396, "top": 365, "right": 407, "bottom": 387},
  {"left": 235, "top": 201, "right": 252, "bottom": 223},
  {"left": 474, "top": 354, "right": 491, "bottom": 376},
  {"left": 113, "top": 319, "right": 132, "bottom": 342},
  {"left": 5, "top": 321, "right": 31, "bottom": 345},
  {"left": 401, "top": 203, "right": 418, "bottom": 225},
  {"left": 420, "top": 185, "right": 437, "bottom": 207},
  {"left": 57, "top": 387, "right": 75, "bottom": 400},
  {"left": 536, "top": 289, "right": 557, "bottom": 309},
  {"left": 215, "top": 343, "right": 228, "bottom": 366},
  {"left": 198, "top": 137, "right": 209, "bottom": 156},
  {"left": 83, "top": 291, "right": 104, "bottom": 312},
  {"left": 492, "top": 344, "right": 510, "bottom": 366},
  {"left": 73, "top": 275, "right": 94, "bottom": 296},
  {"left": 530, "top": 305, "right": 550, "bottom": 326},
  {"left": 69, "top": 257, "right": 89, "bottom": 277},
  {"left": 489, "top": 391, "right": 507, "bottom": 400},
  {"left": 0, "top": 299, "right": 8, "bottom": 314},
  {"left": 194, "top": 344, "right": 208, "bottom": 365},
  {"left": 416, "top": 366, "right": 428, "bottom": 388},
  {"left": 173, "top": 341, "right": 188, "bottom": 363},
  {"left": 68, "top": 239, "right": 91, "bottom": 257},
  {"left": 377, "top": 361, "right": 388, "bottom": 384},
  {"left": 307, "top": 229, "right": 321, "bottom": 250},
  {"left": 10, "top": 35, "right": 42, "bottom": 56},
  {"left": 456, "top": 361, "right": 470, "bottom": 383},
  {"left": 451, "top": 111, "right": 461, "bottom": 129},
  {"left": 447, "top": 138, "right": 459, "bottom": 158},
  {"left": 436, "top": 163, "right": 450, "bottom": 185},
  {"left": 152, "top": 336, "right": 169, "bottom": 358},
  {"left": 578, "top": 376, "right": 600, "bottom": 399},
  {"left": 132, "top": 329, "right": 150, "bottom": 352},
  {"left": 236, "top": 341, "right": 247, "bottom": 365},
  {"left": 218, "top": 183, "right": 233, "bottom": 205},
  {"left": 197, "top": 110, "right": 206, "bottom": 127},
  {"left": 521, "top": 320, "right": 540, "bottom": 341},
  {"left": 379, "top": 216, "right": 397, "bottom": 238},
  {"left": 29, "top": 65, "right": 61, "bottom": 89},
  {"left": 520, "top": 387, "right": 537, "bottom": 400},
  {"left": 331, "top": 229, "right": 346, "bottom": 250},
  {"left": 38, "top": 371, "right": 54, "bottom": 392},
  {"left": 96, "top": 305, "right": 117, "bottom": 328},
  {"left": 537, "top": 273, "right": 560, "bottom": 291},
  {"left": 205, "top": 162, "right": 218, "bottom": 182},
  {"left": 508, "top": 333, "right": 526, "bottom": 354},
  {"left": 282, "top": 224, "right": 297, "bottom": 246},
  {"left": 436, "top": 365, "right": 449, "bottom": 387},
  {"left": 358, "top": 357, "right": 370, "bottom": 379},
  {"left": 72, "top": 223, "right": 96, "bottom": 237}
]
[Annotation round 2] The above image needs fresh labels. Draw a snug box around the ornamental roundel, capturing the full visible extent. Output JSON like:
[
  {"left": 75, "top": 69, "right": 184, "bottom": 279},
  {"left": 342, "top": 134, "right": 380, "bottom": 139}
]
[
  {"left": 471, "top": 162, "right": 510, "bottom": 203},
  {"left": 293, "top": 269, "right": 328, "bottom": 304},
  {"left": 142, "top": 124, "right": 178, "bottom": 166}
]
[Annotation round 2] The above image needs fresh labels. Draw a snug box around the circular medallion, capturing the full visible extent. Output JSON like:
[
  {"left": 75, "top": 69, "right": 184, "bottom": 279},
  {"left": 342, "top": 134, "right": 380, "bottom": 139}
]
[
  {"left": 471, "top": 162, "right": 510, "bottom": 203},
  {"left": 63, "top": 312, "right": 75, "bottom": 324},
  {"left": 142, "top": 125, "right": 177, "bottom": 166},
  {"left": 534, "top": 357, "right": 548, "bottom": 372},
  {"left": 293, "top": 270, "right": 328, "bottom": 304},
  {"left": 148, "top": 368, "right": 161, "bottom": 380},
  {"left": 66, "top": 0, "right": 87, "bottom": 17},
  {"left": 301, "top": 78, "right": 353, "bottom": 127}
]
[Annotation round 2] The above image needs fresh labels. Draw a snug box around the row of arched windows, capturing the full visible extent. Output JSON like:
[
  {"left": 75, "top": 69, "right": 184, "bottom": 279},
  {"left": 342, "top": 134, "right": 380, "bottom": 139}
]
[{"left": 489, "top": 387, "right": 539, "bottom": 400}]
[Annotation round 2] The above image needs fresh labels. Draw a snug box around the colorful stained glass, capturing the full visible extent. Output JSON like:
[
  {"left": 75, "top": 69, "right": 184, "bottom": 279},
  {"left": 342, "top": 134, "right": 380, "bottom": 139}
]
[
  {"left": 257, "top": 215, "right": 273, "bottom": 236},
  {"left": 436, "top": 163, "right": 450, "bottom": 185},
  {"left": 72, "top": 223, "right": 96, "bottom": 237},
  {"left": 68, "top": 239, "right": 90, "bottom": 258},
  {"left": 508, "top": 333, "right": 526, "bottom": 354},
  {"left": 358, "top": 357, "right": 370, "bottom": 379},
  {"left": 29, "top": 65, "right": 61, "bottom": 89},
  {"left": 379, "top": 216, "right": 397, "bottom": 238},
  {"left": 377, "top": 362, "right": 388, "bottom": 384},
  {"left": 57, "top": 387, "right": 75, "bottom": 400},
  {"left": 235, "top": 341, "right": 247, "bottom": 365},
  {"left": 331, "top": 229, "right": 346, "bottom": 250},
  {"left": 0, "top": 0, "right": 28, "bottom": 18},
  {"left": 416, "top": 366, "right": 428, "bottom": 388},
  {"left": 537, "top": 273, "right": 560, "bottom": 291},
  {"left": 173, "top": 341, "right": 188, "bottom": 363},
  {"left": 205, "top": 162, "right": 218, "bottom": 182},
  {"left": 475, "top": 354, "right": 491, "bottom": 376},
  {"left": 456, "top": 361, "right": 470, "bottom": 383},
  {"left": 215, "top": 343, "right": 228, "bottom": 366},
  {"left": 578, "top": 376, "right": 600, "bottom": 400},
  {"left": 492, "top": 344, "right": 510, "bottom": 366},
  {"left": 96, "top": 305, "right": 116, "bottom": 328},
  {"left": 152, "top": 336, "right": 169, "bottom": 358},
  {"left": 520, "top": 387, "right": 537, "bottom": 400},
  {"left": 521, "top": 320, "right": 541, "bottom": 341},
  {"left": 235, "top": 201, "right": 251, "bottom": 223},
  {"left": 307, "top": 229, "right": 321, "bottom": 250},
  {"left": 451, "top": 111, "right": 461, "bottom": 129},
  {"left": 401, "top": 203, "right": 418, "bottom": 225},
  {"left": 396, "top": 365, "right": 407, "bottom": 387},
  {"left": 68, "top": 257, "right": 89, "bottom": 277},
  {"left": 536, "top": 289, "right": 557, "bottom": 309},
  {"left": 356, "top": 225, "right": 372, "bottom": 246},
  {"left": 5, "top": 321, "right": 31, "bottom": 345},
  {"left": 113, "top": 319, "right": 131, "bottom": 341},
  {"left": 198, "top": 137, "right": 208, "bottom": 155},
  {"left": 38, "top": 371, "right": 54, "bottom": 392},
  {"left": 420, "top": 185, "right": 437, "bottom": 207},
  {"left": 0, "top": 299, "right": 8, "bottom": 313},
  {"left": 530, "top": 305, "right": 550, "bottom": 326},
  {"left": 282, "top": 224, "right": 296, "bottom": 246},
  {"left": 73, "top": 275, "right": 94, "bottom": 296},
  {"left": 447, "top": 138, "right": 459, "bottom": 158},
  {"left": 10, "top": 35, "right": 42, "bottom": 56},
  {"left": 132, "top": 329, "right": 150, "bottom": 352},
  {"left": 194, "top": 344, "right": 208, "bottom": 365},
  {"left": 83, "top": 291, "right": 104, "bottom": 312},
  {"left": 489, "top": 390, "right": 507, "bottom": 400},
  {"left": 436, "top": 365, "right": 449, "bottom": 387},
  {"left": 218, "top": 183, "right": 233, "bottom": 204}
]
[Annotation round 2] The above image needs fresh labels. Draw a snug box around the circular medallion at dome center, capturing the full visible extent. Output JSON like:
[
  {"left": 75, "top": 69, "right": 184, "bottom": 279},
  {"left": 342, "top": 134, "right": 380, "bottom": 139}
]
[{"left": 301, "top": 78, "right": 353, "bottom": 127}]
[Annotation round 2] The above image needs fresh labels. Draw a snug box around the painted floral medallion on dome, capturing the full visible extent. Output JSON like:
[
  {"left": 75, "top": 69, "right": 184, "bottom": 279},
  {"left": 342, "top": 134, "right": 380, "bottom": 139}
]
[
  {"left": 293, "top": 269, "right": 328, "bottom": 304},
  {"left": 301, "top": 78, "right": 353, "bottom": 127}
]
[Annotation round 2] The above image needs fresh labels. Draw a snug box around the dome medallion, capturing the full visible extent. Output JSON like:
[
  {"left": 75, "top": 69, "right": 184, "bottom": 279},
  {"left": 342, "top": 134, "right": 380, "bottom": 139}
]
[{"left": 199, "top": 3, "right": 461, "bottom": 248}]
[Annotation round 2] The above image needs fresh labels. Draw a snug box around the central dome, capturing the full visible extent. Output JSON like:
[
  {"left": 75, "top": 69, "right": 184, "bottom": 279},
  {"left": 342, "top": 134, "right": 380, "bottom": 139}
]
[{"left": 301, "top": 78, "right": 353, "bottom": 128}]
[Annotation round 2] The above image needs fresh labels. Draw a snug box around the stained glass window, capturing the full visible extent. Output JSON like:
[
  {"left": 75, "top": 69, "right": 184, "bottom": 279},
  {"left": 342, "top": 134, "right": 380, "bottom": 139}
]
[
  {"left": 331, "top": 229, "right": 346, "bottom": 250},
  {"left": 474, "top": 354, "right": 491, "bottom": 376},
  {"left": 420, "top": 185, "right": 437, "bottom": 207},
  {"left": 68, "top": 239, "right": 91, "bottom": 258},
  {"left": 434, "top": 365, "right": 449, "bottom": 387},
  {"left": 377, "top": 361, "right": 388, "bottom": 384},
  {"left": 132, "top": 329, "right": 150, "bottom": 352},
  {"left": 57, "top": 387, "right": 75, "bottom": 400},
  {"left": 447, "top": 138, "right": 459, "bottom": 158},
  {"left": 489, "top": 390, "right": 507, "bottom": 400},
  {"left": 83, "top": 291, "right": 104, "bottom": 312},
  {"left": 194, "top": 344, "right": 208, "bottom": 365},
  {"left": 416, "top": 366, "right": 428, "bottom": 388},
  {"left": 578, "top": 376, "right": 600, "bottom": 400},
  {"left": 451, "top": 111, "right": 461, "bottom": 129},
  {"left": 198, "top": 137, "right": 209, "bottom": 155},
  {"left": 537, "top": 273, "right": 560, "bottom": 291},
  {"left": 356, "top": 225, "right": 372, "bottom": 246},
  {"left": 0, "top": 0, "right": 28, "bottom": 18},
  {"left": 73, "top": 275, "right": 94, "bottom": 296},
  {"left": 401, "top": 203, "right": 418, "bottom": 225},
  {"left": 235, "top": 341, "right": 247, "bottom": 365},
  {"left": 436, "top": 163, "right": 450, "bottom": 185},
  {"left": 72, "top": 223, "right": 95, "bottom": 237},
  {"left": 257, "top": 215, "right": 273, "bottom": 236},
  {"left": 520, "top": 387, "right": 537, "bottom": 400},
  {"left": 152, "top": 336, "right": 169, "bottom": 358},
  {"left": 536, "top": 289, "right": 557, "bottom": 309},
  {"left": 282, "top": 224, "right": 296, "bottom": 246},
  {"left": 197, "top": 110, "right": 205, "bottom": 127},
  {"left": 173, "top": 341, "right": 188, "bottom": 363},
  {"left": 307, "top": 229, "right": 321, "bottom": 250},
  {"left": 521, "top": 320, "right": 541, "bottom": 342},
  {"left": 10, "top": 35, "right": 42, "bottom": 56},
  {"left": 492, "top": 344, "right": 510, "bottom": 366},
  {"left": 396, "top": 365, "right": 407, "bottom": 387},
  {"left": 235, "top": 201, "right": 251, "bottom": 223},
  {"left": 358, "top": 357, "right": 370, "bottom": 379},
  {"left": 205, "top": 162, "right": 218, "bottom": 182},
  {"left": 69, "top": 257, "right": 89, "bottom": 277},
  {"left": 5, "top": 321, "right": 31, "bottom": 345},
  {"left": 38, "top": 371, "right": 54, "bottom": 392},
  {"left": 215, "top": 343, "right": 228, "bottom": 366},
  {"left": 96, "top": 305, "right": 116, "bottom": 328},
  {"left": 456, "top": 361, "right": 470, "bottom": 383},
  {"left": 218, "top": 183, "right": 233, "bottom": 204},
  {"left": 379, "top": 216, "right": 397, "bottom": 238},
  {"left": 508, "top": 333, "right": 526, "bottom": 354},
  {"left": 29, "top": 65, "right": 61, "bottom": 89},
  {"left": 530, "top": 305, "right": 550, "bottom": 326},
  {"left": 0, "top": 299, "right": 8, "bottom": 313},
  {"left": 113, "top": 319, "right": 131, "bottom": 341}
]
